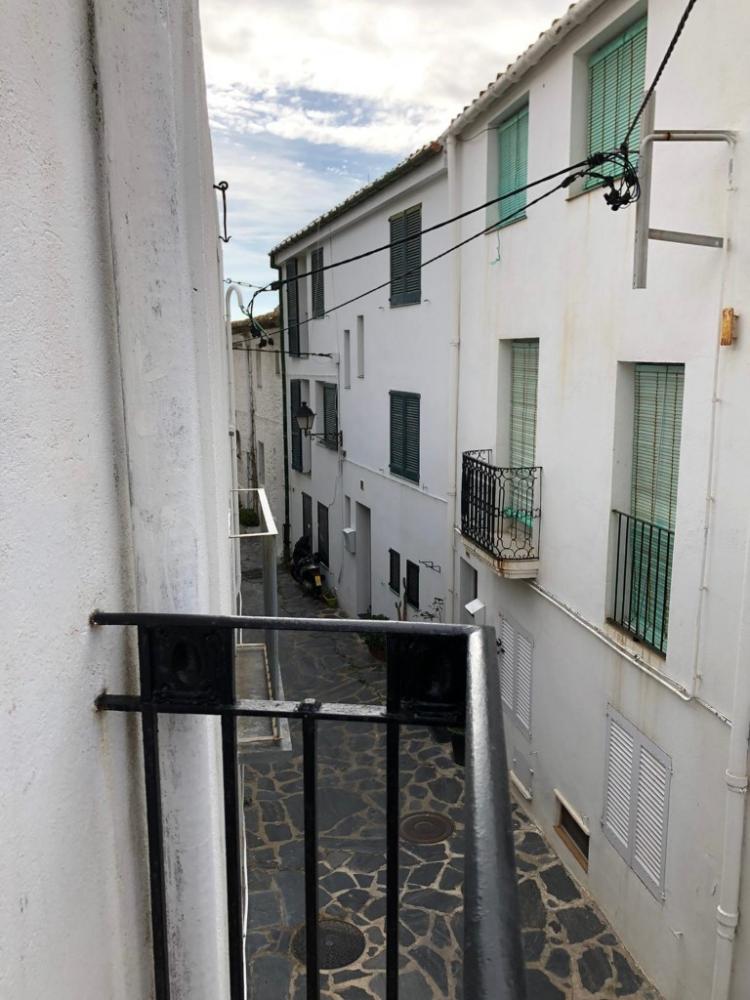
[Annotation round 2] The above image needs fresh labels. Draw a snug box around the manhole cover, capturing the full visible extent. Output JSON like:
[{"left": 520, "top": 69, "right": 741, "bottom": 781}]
[
  {"left": 291, "top": 918, "right": 366, "bottom": 970},
  {"left": 400, "top": 811, "right": 455, "bottom": 844}
]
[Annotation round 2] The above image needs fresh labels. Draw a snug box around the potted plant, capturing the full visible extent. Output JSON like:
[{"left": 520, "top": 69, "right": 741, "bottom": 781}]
[
  {"left": 358, "top": 612, "right": 388, "bottom": 661},
  {"left": 322, "top": 588, "right": 338, "bottom": 609}
]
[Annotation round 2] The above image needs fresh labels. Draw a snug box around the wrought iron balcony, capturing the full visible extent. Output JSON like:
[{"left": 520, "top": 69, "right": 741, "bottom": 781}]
[
  {"left": 461, "top": 451, "right": 542, "bottom": 579},
  {"left": 609, "top": 510, "right": 674, "bottom": 655},
  {"left": 92, "top": 611, "right": 526, "bottom": 1000}
]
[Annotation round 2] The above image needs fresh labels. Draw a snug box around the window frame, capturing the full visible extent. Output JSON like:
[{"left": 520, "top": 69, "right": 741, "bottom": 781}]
[
  {"left": 388, "top": 548, "right": 401, "bottom": 593},
  {"left": 290, "top": 379, "right": 303, "bottom": 472},
  {"left": 286, "top": 258, "right": 301, "bottom": 356},
  {"left": 317, "top": 501, "right": 329, "bottom": 567},
  {"left": 405, "top": 559, "right": 419, "bottom": 609},
  {"left": 389, "top": 390, "right": 420, "bottom": 483},
  {"left": 389, "top": 204, "right": 421, "bottom": 307},
  {"left": 311, "top": 246, "right": 325, "bottom": 318},
  {"left": 497, "top": 103, "right": 529, "bottom": 227},
  {"left": 321, "top": 382, "right": 339, "bottom": 450}
]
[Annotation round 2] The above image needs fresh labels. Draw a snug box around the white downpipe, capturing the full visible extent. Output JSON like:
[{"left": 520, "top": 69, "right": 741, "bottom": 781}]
[
  {"left": 93, "top": 3, "right": 230, "bottom": 997},
  {"left": 226, "top": 284, "right": 244, "bottom": 613},
  {"left": 446, "top": 135, "right": 463, "bottom": 622},
  {"left": 711, "top": 524, "right": 750, "bottom": 1000}
]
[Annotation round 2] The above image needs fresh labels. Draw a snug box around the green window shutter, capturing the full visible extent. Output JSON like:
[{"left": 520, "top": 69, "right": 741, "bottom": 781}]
[
  {"left": 390, "top": 205, "right": 421, "bottom": 306},
  {"left": 510, "top": 340, "right": 539, "bottom": 468},
  {"left": 290, "top": 380, "right": 302, "bottom": 471},
  {"left": 286, "top": 258, "right": 300, "bottom": 355},
  {"left": 406, "top": 560, "right": 419, "bottom": 609},
  {"left": 587, "top": 17, "right": 648, "bottom": 187},
  {"left": 317, "top": 502, "right": 329, "bottom": 566},
  {"left": 323, "top": 383, "right": 338, "bottom": 448},
  {"left": 390, "top": 391, "right": 420, "bottom": 482},
  {"left": 311, "top": 247, "right": 324, "bottom": 318},
  {"left": 630, "top": 363, "right": 684, "bottom": 651},
  {"left": 389, "top": 548, "right": 400, "bottom": 592},
  {"left": 302, "top": 492, "right": 312, "bottom": 542},
  {"left": 498, "top": 105, "right": 529, "bottom": 226}
]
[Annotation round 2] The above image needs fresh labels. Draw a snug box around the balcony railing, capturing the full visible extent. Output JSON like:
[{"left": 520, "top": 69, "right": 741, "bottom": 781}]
[
  {"left": 92, "top": 611, "right": 527, "bottom": 1000},
  {"left": 610, "top": 510, "right": 674, "bottom": 655},
  {"left": 461, "top": 451, "right": 541, "bottom": 575}
]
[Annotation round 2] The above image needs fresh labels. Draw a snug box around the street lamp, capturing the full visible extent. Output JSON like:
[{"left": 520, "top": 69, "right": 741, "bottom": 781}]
[{"left": 295, "top": 401, "right": 316, "bottom": 435}]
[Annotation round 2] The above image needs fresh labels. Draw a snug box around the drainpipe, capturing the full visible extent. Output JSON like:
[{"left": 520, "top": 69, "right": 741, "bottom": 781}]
[
  {"left": 275, "top": 261, "right": 292, "bottom": 563},
  {"left": 93, "top": 3, "right": 230, "bottom": 997},
  {"left": 711, "top": 523, "right": 750, "bottom": 1000},
  {"left": 446, "top": 135, "right": 463, "bottom": 621}
]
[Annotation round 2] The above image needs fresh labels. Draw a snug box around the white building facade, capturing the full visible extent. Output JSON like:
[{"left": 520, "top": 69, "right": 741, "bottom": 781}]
[
  {"left": 271, "top": 148, "right": 455, "bottom": 622},
  {"left": 1, "top": 3, "right": 236, "bottom": 997},
  {"left": 448, "top": 2, "right": 750, "bottom": 999}
]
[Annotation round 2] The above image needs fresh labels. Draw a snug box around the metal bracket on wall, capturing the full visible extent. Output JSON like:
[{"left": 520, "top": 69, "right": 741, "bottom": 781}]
[{"left": 632, "top": 101, "right": 736, "bottom": 288}]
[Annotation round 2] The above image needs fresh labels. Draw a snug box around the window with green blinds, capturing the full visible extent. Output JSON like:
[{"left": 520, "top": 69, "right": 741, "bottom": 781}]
[
  {"left": 290, "top": 380, "right": 303, "bottom": 471},
  {"left": 498, "top": 105, "right": 529, "bottom": 226},
  {"left": 317, "top": 502, "right": 329, "bottom": 567},
  {"left": 630, "top": 363, "right": 684, "bottom": 650},
  {"left": 322, "top": 383, "right": 338, "bottom": 449},
  {"left": 389, "top": 391, "right": 420, "bottom": 482},
  {"left": 587, "top": 17, "right": 647, "bottom": 186},
  {"left": 510, "top": 340, "right": 539, "bottom": 468},
  {"left": 286, "top": 258, "right": 301, "bottom": 355},
  {"left": 311, "top": 247, "right": 324, "bottom": 318},
  {"left": 390, "top": 205, "right": 421, "bottom": 306}
]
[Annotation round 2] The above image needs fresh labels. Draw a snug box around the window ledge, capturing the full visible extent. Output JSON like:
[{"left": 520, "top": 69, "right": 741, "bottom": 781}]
[
  {"left": 389, "top": 469, "right": 420, "bottom": 485},
  {"left": 389, "top": 300, "right": 421, "bottom": 309},
  {"left": 487, "top": 213, "right": 527, "bottom": 233}
]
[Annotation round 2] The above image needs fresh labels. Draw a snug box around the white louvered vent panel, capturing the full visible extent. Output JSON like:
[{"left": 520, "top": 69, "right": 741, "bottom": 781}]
[
  {"left": 499, "top": 617, "right": 515, "bottom": 713},
  {"left": 515, "top": 632, "right": 533, "bottom": 734},
  {"left": 603, "top": 718, "right": 635, "bottom": 854},
  {"left": 633, "top": 746, "right": 670, "bottom": 892}
]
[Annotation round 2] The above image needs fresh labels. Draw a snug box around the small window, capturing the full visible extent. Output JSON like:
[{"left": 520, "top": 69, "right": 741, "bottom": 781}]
[
  {"left": 311, "top": 247, "right": 325, "bottom": 318},
  {"left": 405, "top": 560, "right": 419, "bottom": 609},
  {"left": 586, "top": 17, "right": 648, "bottom": 186},
  {"left": 343, "top": 330, "right": 351, "bottom": 389},
  {"left": 317, "top": 502, "right": 329, "bottom": 567},
  {"left": 389, "top": 391, "right": 420, "bottom": 482},
  {"left": 322, "top": 383, "right": 339, "bottom": 449},
  {"left": 302, "top": 492, "right": 313, "bottom": 543},
  {"left": 356, "top": 315, "right": 365, "bottom": 378},
  {"left": 389, "top": 549, "right": 400, "bottom": 593},
  {"left": 390, "top": 205, "right": 421, "bottom": 306},
  {"left": 555, "top": 796, "right": 590, "bottom": 871},
  {"left": 286, "top": 258, "right": 300, "bottom": 356},
  {"left": 497, "top": 104, "right": 529, "bottom": 226}
]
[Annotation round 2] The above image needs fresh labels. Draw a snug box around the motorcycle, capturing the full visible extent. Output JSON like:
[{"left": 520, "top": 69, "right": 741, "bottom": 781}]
[{"left": 291, "top": 535, "right": 323, "bottom": 598}]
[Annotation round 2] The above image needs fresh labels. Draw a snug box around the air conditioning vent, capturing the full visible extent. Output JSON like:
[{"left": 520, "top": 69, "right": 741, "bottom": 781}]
[{"left": 342, "top": 527, "right": 356, "bottom": 554}]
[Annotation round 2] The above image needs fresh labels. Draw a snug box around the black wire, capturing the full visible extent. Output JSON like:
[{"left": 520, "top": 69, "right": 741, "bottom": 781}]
[
  {"left": 255, "top": 175, "right": 573, "bottom": 343},
  {"left": 621, "top": 0, "right": 701, "bottom": 152}
]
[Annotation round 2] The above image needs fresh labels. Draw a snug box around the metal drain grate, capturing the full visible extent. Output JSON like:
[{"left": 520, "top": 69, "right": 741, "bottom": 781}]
[
  {"left": 291, "top": 918, "right": 366, "bottom": 970},
  {"left": 400, "top": 811, "right": 455, "bottom": 844}
]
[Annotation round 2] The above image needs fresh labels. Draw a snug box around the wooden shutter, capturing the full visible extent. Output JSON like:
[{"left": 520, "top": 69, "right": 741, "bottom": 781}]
[
  {"left": 498, "top": 105, "right": 529, "bottom": 225},
  {"left": 389, "top": 549, "right": 400, "bottom": 592},
  {"left": 406, "top": 560, "right": 419, "bottom": 608},
  {"left": 323, "top": 383, "right": 338, "bottom": 448},
  {"left": 497, "top": 614, "right": 532, "bottom": 734},
  {"left": 389, "top": 393, "right": 405, "bottom": 475},
  {"left": 515, "top": 632, "right": 533, "bottom": 735},
  {"left": 390, "top": 205, "right": 421, "bottom": 306},
  {"left": 587, "top": 17, "right": 648, "bottom": 184},
  {"left": 498, "top": 617, "right": 515, "bottom": 713},
  {"left": 302, "top": 493, "right": 312, "bottom": 542},
  {"left": 311, "top": 247, "right": 324, "bottom": 318},
  {"left": 290, "top": 380, "right": 302, "bottom": 471},
  {"left": 510, "top": 340, "right": 539, "bottom": 468},
  {"left": 286, "top": 258, "right": 300, "bottom": 355},
  {"left": 603, "top": 708, "right": 671, "bottom": 899},
  {"left": 317, "top": 502, "right": 329, "bottom": 566},
  {"left": 404, "top": 394, "right": 420, "bottom": 482}
]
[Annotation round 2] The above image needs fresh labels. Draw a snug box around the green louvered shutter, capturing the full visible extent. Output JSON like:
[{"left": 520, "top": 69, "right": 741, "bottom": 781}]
[
  {"left": 323, "top": 383, "right": 338, "bottom": 448},
  {"left": 286, "top": 258, "right": 300, "bottom": 355},
  {"left": 290, "top": 380, "right": 302, "bottom": 471},
  {"left": 587, "top": 17, "right": 648, "bottom": 186},
  {"left": 508, "top": 340, "right": 539, "bottom": 522},
  {"left": 311, "top": 247, "right": 324, "bottom": 318},
  {"left": 498, "top": 105, "right": 529, "bottom": 226},
  {"left": 390, "top": 391, "right": 420, "bottom": 482},
  {"left": 317, "top": 502, "right": 329, "bottom": 566},
  {"left": 630, "top": 363, "right": 684, "bottom": 650},
  {"left": 390, "top": 205, "right": 421, "bottom": 306}
]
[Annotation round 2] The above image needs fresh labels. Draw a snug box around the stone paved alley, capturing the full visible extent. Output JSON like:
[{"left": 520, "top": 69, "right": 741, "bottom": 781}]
[{"left": 240, "top": 549, "right": 661, "bottom": 999}]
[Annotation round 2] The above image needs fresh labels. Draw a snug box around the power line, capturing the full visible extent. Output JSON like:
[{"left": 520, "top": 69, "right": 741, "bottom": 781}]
[{"left": 622, "top": 0, "right": 701, "bottom": 151}]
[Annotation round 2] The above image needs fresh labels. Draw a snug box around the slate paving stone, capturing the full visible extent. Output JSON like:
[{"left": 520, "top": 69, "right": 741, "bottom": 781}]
[{"left": 240, "top": 558, "right": 661, "bottom": 1000}]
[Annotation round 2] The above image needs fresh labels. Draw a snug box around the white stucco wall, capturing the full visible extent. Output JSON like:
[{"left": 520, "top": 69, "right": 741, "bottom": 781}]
[
  {"left": 1, "top": 2, "right": 233, "bottom": 997},
  {"left": 275, "top": 157, "right": 453, "bottom": 621},
  {"left": 451, "top": 0, "right": 750, "bottom": 997}
]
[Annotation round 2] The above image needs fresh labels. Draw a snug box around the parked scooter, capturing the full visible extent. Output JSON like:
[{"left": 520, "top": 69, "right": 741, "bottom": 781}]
[{"left": 291, "top": 535, "right": 323, "bottom": 598}]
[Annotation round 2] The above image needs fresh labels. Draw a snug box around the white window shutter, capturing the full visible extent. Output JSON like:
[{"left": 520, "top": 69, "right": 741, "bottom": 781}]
[
  {"left": 632, "top": 743, "right": 671, "bottom": 897},
  {"left": 603, "top": 714, "right": 635, "bottom": 859},
  {"left": 515, "top": 632, "right": 533, "bottom": 735},
  {"left": 498, "top": 616, "right": 515, "bottom": 712}
]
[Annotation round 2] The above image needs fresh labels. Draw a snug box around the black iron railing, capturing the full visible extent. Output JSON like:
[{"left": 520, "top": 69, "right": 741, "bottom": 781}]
[
  {"left": 92, "top": 611, "right": 526, "bottom": 1000},
  {"left": 610, "top": 510, "right": 674, "bottom": 655},
  {"left": 461, "top": 451, "right": 542, "bottom": 560}
]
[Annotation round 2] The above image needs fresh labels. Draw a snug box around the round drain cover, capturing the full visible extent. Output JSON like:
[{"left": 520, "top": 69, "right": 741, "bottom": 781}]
[
  {"left": 400, "top": 811, "right": 455, "bottom": 844},
  {"left": 291, "top": 918, "right": 366, "bottom": 970}
]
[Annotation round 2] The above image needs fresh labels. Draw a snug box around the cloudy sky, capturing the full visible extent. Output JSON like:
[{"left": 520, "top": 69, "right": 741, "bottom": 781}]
[{"left": 200, "top": 0, "right": 567, "bottom": 313}]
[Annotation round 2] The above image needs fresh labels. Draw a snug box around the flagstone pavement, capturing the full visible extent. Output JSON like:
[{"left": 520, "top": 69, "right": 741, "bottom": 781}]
[{"left": 239, "top": 549, "right": 661, "bottom": 999}]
